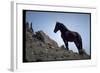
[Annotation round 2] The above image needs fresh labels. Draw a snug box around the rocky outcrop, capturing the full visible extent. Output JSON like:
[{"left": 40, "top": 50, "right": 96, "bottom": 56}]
[
  {"left": 35, "top": 31, "right": 58, "bottom": 48},
  {"left": 26, "top": 22, "right": 34, "bottom": 34},
  {"left": 23, "top": 22, "right": 90, "bottom": 62}
]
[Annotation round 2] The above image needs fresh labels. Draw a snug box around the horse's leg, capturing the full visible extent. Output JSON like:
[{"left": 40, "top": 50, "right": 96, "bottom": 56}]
[
  {"left": 61, "top": 35, "right": 69, "bottom": 50},
  {"left": 74, "top": 39, "right": 83, "bottom": 55},
  {"left": 65, "top": 41, "right": 69, "bottom": 50},
  {"left": 62, "top": 39, "right": 69, "bottom": 50},
  {"left": 63, "top": 40, "right": 69, "bottom": 50}
]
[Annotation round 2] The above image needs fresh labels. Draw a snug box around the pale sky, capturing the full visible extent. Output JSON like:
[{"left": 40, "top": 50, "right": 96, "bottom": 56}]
[{"left": 25, "top": 10, "right": 91, "bottom": 55}]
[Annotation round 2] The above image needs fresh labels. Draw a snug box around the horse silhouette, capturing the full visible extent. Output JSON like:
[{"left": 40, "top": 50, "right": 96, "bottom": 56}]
[{"left": 54, "top": 22, "right": 83, "bottom": 55}]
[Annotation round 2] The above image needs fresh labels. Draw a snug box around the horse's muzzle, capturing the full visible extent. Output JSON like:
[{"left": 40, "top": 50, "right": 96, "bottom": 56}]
[{"left": 54, "top": 30, "right": 57, "bottom": 33}]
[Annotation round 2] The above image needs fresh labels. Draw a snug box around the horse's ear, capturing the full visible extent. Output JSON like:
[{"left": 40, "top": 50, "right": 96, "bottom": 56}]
[
  {"left": 56, "top": 21, "right": 61, "bottom": 26},
  {"left": 56, "top": 21, "right": 60, "bottom": 24},
  {"left": 56, "top": 22, "right": 58, "bottom": 24}
]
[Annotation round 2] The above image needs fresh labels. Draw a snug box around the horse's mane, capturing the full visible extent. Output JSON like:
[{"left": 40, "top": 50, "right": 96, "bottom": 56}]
[{"left": 57, "top": 22, "right": 69, "bottom": 31}]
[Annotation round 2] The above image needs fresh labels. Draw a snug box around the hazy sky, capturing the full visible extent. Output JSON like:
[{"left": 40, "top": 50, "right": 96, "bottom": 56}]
[{"left": 25, "top": 10, "right": 91, "bottom": 55}]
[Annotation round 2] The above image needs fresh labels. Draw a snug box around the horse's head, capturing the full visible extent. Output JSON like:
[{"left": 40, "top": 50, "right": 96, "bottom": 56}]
[{"left": 54, "top": 22, "right": 61, "bottom": 33}]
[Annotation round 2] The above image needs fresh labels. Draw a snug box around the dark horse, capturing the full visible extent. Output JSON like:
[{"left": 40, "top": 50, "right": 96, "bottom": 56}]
[{"left": 54, "top": 22, "right": 83, "bottom": 55}]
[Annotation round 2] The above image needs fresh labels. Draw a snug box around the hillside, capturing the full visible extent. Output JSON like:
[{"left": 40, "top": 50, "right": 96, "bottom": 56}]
[{"left": 23, "top": 23, "right": 90, "bottom": 62}]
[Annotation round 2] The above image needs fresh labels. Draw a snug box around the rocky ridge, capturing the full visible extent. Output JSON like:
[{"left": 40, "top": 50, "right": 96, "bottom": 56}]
[{"left": 23, "top": 22, "right": 90, "bottom": 62}]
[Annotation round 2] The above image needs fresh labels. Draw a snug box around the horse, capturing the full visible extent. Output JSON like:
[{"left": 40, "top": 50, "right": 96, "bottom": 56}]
[{"left": 54, "top": 22, "right": 83, "bottom": 55}]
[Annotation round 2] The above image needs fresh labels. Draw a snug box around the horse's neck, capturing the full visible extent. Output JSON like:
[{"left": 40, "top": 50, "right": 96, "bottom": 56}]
[{"left": 60, "top": 26, "right": 69, "bottom": 34}]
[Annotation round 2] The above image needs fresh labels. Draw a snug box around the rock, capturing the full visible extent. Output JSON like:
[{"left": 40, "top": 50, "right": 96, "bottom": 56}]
[
  {"left": 60, "top": 45, "right": 65, "bottom": 48},
  {"left": 30, "top": 22, "right": 34, "bottom": 33},
  {"left": 26, "top": 22, "right": 34, "bottom": 34},
  {"left": 35, "top": 31, "right": 58, "bottom": 48},
  {"left": 26, "top": 22, "right": 30, "bottom": 32}
]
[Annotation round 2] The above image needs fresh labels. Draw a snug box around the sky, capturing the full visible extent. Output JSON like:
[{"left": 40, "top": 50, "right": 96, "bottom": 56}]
[{"left": 25, "top": 10, "right": 91, "bottom": 55}]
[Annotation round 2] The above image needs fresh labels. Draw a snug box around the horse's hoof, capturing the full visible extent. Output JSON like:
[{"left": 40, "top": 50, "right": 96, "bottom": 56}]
[{"left": 79, "top": 51, "right": 84, "bottom": 55}]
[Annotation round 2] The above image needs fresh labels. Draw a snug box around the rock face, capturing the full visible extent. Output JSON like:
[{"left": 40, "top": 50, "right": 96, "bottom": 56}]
[
  {"left": 35, "top": 31, "right": 58, "bottom": 48},
  {"left": 23, "top": 22, "right": 90, "bottom": 62}
]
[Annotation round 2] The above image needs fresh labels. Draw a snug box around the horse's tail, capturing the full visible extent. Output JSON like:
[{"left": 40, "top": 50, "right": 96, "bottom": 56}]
[
  {"left": 78, "top": 34, "right": 82, "bottom": 49},
  {"left": 76, "top": 32, "right": 83, "bottom": 55}
]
